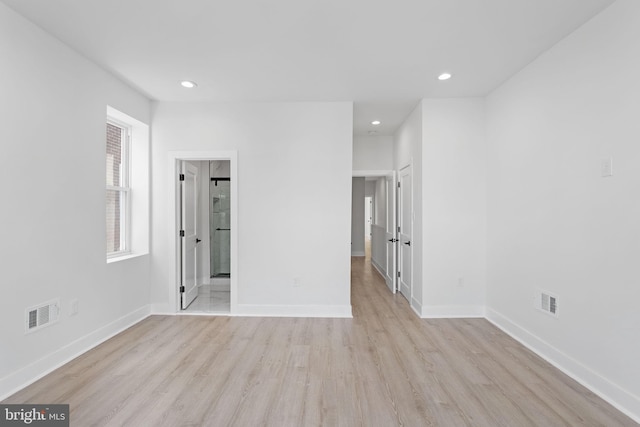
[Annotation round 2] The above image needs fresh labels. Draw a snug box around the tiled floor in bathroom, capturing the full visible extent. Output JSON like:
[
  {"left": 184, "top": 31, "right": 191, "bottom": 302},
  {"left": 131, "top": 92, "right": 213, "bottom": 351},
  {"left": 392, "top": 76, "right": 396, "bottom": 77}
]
[{"left": 183, "top": 285, "right": 230, "bottom": 314}]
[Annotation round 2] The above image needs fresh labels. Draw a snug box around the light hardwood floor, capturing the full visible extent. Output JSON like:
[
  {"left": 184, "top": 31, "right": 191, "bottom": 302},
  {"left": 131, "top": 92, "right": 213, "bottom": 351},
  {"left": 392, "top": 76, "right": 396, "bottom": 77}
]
[{"left": 4, "top": 256, "right": 637, "bottom": 426}]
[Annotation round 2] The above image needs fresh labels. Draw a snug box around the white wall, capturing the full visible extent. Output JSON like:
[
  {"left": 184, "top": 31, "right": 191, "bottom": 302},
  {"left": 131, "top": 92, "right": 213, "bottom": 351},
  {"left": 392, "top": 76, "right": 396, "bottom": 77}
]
[
  {"left": 150, "top": 102, "right": 353, "bottom": 316},
  {"left": 353, "top": 135, "right": 394, "bottom": 171},
  {"left": 0, "top": 3, "right": 151, "bottom": 398},
  {"left": 486, "top": 0, "right": 640, "bottom": 419},
  {"left": 365, "top": 180, "right": 376, "bottom": 198},
  {"left": 421, "top": 99, "right": 486, "bottom": 317},
  {"left": 374, "top": 177, "right": 386, "bottom": 228},
  {"left": 351, "top": 178, "right": 366, "bottom": 256},
  {"left": 370, "top": 178, "right": 387, "bottom": 275},
  {"left": 394, "top": 104, "right": 423, "bottom": 313}
]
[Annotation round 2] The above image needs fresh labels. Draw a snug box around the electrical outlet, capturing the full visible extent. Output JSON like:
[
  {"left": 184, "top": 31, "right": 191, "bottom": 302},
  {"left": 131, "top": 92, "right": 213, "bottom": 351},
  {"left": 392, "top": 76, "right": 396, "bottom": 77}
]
[
  {"left": 601, "top": 157, "right": 613, "bottom": 177},
  {"left": 457, "top": 277, "right": 464, "bottom": 288},
  {"left": 293, "top": 278, "right": 302, "bottom": 287},
  {"left": 70, "top": 299, "right": 79, "bottom": 316}
]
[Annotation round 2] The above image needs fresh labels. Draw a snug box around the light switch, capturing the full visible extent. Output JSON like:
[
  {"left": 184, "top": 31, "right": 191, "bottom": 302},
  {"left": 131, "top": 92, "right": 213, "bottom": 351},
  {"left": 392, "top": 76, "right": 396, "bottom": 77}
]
[{"left": 601, "top": 157, "right": 613, "bottom": 177}]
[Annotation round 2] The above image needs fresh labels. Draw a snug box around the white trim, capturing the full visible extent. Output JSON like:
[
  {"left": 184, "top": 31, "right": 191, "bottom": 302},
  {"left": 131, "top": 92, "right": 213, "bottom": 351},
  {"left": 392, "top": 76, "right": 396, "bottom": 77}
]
[
  {"left": 105, "top": 105, "right": 150, "bottom": 259},
  {"left": 106, "top": 252, "right": 147, "bottom": 264},
  {"left": 410, "top": 297, "right": 422, "bottom": 318},
  {"left": 0, "top": 305, "right": 151, "bottom": 401},
  {"left": 419, "top": 305, "right": 486, "bottom": 318},
  {"left": 168, "top": 151, "right": 238, "bottom": 315},
  {"left": 486, "top": 308, "right": 640, "bottom": 423},
  {"left": 352, "top": 169, "right": 394, "bottom": 177},
  {"left": 351, "top": 251, "right": 365, "bottom": 257},
  {"left": 234, "top": 304, "right": 353, "bottom": 318}
]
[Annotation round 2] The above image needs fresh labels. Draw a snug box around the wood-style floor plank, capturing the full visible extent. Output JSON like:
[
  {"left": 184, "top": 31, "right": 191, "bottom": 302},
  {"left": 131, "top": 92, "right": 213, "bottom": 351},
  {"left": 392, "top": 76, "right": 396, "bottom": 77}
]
[{"left": 3, "top": 255, "right": 638, "bottom": 426}]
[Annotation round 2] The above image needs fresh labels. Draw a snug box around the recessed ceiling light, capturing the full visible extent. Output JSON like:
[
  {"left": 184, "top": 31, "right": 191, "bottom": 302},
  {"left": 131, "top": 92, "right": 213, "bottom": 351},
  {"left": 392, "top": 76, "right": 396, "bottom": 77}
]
[
  {"left": 438, "top": 73, "right": 452, "bottom": 81},
  {"left": 180, "top": 80, "right": 197, "bottom": 88},
  {"left": 371, "top": 120, "right": 381, "bottom": 125}
]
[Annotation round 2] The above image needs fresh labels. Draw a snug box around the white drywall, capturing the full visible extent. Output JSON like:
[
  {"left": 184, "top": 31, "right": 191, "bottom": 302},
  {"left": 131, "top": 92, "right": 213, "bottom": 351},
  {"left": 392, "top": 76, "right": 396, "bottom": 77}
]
[
  {"left": 421, "top": 98, "right": 487, "bottom": 317},
  {"left": 351, "top": 178, "right": 366, "bottom": 256},
  {"left": 394, "top": 104, "right": 423, "bottom": 314},
  {"left": 374, "top": 177, "right": 386, "bottom": 228},
  {"left": 0, "top": 3, "right": 151, "bottom": 398},
  {"left": 365, "top": 180, "right": 376, "bottom": 198},
  {"left": 486, "top": 0, "right": 640, "bottom": 419},
  {"left": 150, "top": 102, "right": 353, "bottom": 315},
  {"left": 370, "top": 178, "right": 388, "bottom": 276},
  {"left": 353, "top": 135, "right": 394, "bottom": 171}
]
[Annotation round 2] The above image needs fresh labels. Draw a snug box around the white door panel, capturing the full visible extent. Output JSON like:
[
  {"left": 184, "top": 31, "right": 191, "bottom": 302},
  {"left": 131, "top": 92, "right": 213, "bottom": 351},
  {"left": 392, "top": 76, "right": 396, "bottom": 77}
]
[
  {"left": 181, "top": 162, "right": 199, "bottom": 309},
  {"left": 384, "top": 172, "right": 397, "bottom": 293},
  {"left": 398, "top": 166, "right": 412, "bottom": 302}
]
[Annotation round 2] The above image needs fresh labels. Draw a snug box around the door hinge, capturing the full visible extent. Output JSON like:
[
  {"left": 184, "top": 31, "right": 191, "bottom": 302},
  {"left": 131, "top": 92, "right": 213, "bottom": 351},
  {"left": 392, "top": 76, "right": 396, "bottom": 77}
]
[
  {"left": 397, "top": 271, "right": 401, "bottom": 278},
  {"left": 180, "top": 286, "right": 185, "bottom": 293},
  {"left": 397, "top": 226, "right": 400, "bottom": 233},
  {"left": 398, "top": 182, "right": 401, "bottom": 188},
  {"left": 180, "top": 230, "right": 185, "bottom": 237},
  {"left": 179, "top": 174, "right": 185, "bottom": 181}
]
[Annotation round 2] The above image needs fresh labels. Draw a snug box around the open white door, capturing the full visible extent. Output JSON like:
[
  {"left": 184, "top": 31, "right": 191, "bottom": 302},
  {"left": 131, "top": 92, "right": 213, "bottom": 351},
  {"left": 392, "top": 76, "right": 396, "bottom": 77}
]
[
  {"left": 398, "top": 165, "right": 412, "bottom": 302},
  {"left": 384, "top": 172, "right": 397, "bottom": 293},
  {"left": 180, "top": 162, "right": 199, "bottom": 309}
]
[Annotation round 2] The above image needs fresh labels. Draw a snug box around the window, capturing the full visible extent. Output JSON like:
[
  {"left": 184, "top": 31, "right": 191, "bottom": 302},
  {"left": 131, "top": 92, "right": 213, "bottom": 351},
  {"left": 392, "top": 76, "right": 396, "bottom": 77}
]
[
  {"left": 106, "top": 120, "right": 131, "bottom": 256},
  {"left": 106, "top": 106, "right": 149, "bottom": 262}
]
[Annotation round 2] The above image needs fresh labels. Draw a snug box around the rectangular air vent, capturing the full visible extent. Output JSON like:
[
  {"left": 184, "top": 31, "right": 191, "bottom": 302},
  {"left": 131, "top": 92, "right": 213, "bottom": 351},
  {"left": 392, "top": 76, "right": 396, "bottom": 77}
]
[
  {"left": 25, "top": 299, "right": 60, "bottom": 333},
  {"left": 534, "top": 289, "right": 559, "bottom": 318}
]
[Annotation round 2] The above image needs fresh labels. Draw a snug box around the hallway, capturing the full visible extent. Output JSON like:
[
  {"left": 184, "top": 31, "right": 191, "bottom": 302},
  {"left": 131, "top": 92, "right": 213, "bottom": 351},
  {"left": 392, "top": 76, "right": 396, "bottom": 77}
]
[{"left": 3, "top": 259, "right": 635, "bottom": 426}]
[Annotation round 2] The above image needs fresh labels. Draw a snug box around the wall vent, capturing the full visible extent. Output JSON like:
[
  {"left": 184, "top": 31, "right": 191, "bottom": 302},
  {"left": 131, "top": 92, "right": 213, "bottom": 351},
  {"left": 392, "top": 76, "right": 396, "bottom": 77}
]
[
  {"left": 25, "top": 299, "right": 60, "bottom": 333},
  {"left": 534, "top": 289, "right": 559, "bottom": 318}
]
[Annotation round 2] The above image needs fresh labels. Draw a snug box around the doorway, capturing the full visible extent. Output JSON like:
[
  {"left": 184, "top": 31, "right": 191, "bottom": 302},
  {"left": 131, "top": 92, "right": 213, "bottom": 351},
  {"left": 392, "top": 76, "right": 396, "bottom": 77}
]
[
  {"left": 169, "top": 151, "right": 238, "bottom": 315},
  {"left": 209, "top": 161, "right": 231, "bottom": 281},
  {"left": 351, "top": 171, "right": 395, "bottom": 288}
]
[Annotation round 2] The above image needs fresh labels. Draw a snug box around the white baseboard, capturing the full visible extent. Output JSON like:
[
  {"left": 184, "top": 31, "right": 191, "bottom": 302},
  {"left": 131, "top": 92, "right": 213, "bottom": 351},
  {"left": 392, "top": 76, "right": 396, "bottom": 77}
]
[
  {"left": 411, "top": 297, "right": 423, "bottom": 317},
  {"left": 371, "top": 260, "right": 386, "bottom": 279},
  {"left": 486, "top": 308, "right": 640, "bottom": 424},
  {"left": 420, "top": 304, "right": 485, "bottom": 318},
  {"left": 0, "top": 305, "right": 151, "bottom": 401},
  {"left": 351, "top": 251, "right": 365, "bottom": 257},
  {"left": 234, "top": 304, "right": 353, "bottom": 318}
]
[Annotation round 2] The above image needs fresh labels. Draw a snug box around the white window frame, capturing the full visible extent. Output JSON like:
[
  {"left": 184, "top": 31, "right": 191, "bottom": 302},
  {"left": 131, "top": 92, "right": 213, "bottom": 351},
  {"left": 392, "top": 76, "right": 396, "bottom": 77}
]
[
  {"left": 106, "top": 105, "right": 150, "bottom": 264},
  {"left": 106, "top": 117, "right": 132, "bottom": 258}
]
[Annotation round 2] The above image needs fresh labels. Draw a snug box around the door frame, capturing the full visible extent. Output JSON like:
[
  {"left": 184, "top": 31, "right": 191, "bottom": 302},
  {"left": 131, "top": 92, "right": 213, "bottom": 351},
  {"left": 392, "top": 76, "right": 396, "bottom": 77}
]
[
  {"left": 398, "top": 163, "right": 413, "bottom": 303},
  {"left": 352, "top": 169, "right": 395, "bottom": 288},
  {"left": 168, "top": 151, "right": 238, "bottom": 314},
  {"left": 385, "top": 170, "right": 397, "bottom": 294}
]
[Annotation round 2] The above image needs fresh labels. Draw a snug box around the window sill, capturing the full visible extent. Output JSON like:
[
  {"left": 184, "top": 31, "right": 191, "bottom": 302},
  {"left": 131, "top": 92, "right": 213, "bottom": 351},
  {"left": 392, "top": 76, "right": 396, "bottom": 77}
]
[{"left": 107, "top": 252, "right": 148, "bottom": 264}]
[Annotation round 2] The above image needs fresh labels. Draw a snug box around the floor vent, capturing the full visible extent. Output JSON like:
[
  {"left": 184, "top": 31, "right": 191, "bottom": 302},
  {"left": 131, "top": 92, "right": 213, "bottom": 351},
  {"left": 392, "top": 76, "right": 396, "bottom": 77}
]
[
  {"left": 535, "top": 289, "right": 559, "bottom": 318},
  {"left": 26, "top": 299, "right": 60, "bottom": 333}
]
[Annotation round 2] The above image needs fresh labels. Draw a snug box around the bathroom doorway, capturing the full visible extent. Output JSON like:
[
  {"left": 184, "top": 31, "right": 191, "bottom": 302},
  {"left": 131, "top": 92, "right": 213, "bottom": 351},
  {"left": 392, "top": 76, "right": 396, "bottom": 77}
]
[
  {"left": 210, "top": 160, "right": 231, "bottom": 283},
  {"left": 172, "top": 153, "right": 237, "bottom": 316}
]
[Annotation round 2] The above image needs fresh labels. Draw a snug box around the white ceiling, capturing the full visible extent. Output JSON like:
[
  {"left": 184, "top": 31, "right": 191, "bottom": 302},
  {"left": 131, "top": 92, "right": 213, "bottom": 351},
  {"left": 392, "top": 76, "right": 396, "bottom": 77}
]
[{"left": 2, "top": 0, "right": 614, "bottom": 135}]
